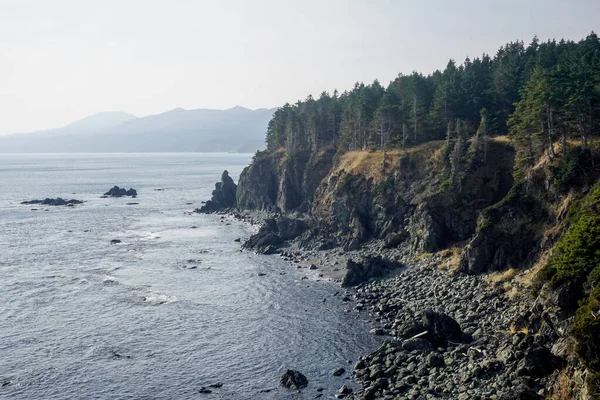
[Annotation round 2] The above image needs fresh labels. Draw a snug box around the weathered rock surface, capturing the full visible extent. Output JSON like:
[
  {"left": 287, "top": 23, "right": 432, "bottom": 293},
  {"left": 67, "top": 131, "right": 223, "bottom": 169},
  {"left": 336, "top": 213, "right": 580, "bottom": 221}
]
[
  {"left": 243, "top": 215, "right": 309, "bottom": 254},
  {"left": 103, "top": 186, "right": 137, "bottom": 197},
  {"left": 197, "top": 170, "right": 237, "bottom": 213},
  {"left": 341, "top": 255, "right": 403, "bottom": 287},
  {"left": 280, "top": 369, "right": 308, "bottom": 389}
]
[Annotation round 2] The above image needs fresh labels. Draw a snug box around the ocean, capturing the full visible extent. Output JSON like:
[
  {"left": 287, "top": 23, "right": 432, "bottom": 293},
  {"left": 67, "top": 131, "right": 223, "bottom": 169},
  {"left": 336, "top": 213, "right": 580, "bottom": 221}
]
[{"left": 0, "top": 153, "right": 378, "bottom": 399}]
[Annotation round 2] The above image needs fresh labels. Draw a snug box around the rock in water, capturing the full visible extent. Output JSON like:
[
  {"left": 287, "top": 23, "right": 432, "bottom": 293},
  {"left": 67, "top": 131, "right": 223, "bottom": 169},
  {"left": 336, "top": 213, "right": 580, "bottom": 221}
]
[
  {"left": 280, "top": 369, "right": 308, "bottom": 389},
  {"left": 21, "top": 198, "right": 83, "bottom": 206},
  {"left": 104, "top": 186, "right": 137, "bottom": 197},
  {"left": 197, "top": 170, "right": 237, "bottom": 213}
]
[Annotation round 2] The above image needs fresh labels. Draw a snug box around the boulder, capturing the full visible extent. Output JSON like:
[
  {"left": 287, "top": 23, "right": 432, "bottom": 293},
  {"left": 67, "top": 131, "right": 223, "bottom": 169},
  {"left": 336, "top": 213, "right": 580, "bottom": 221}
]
[
  {"left": 402, "top": 338, "right": 435, "bottom": 352},
  {"left": 341, "top": 256, "right": 403, "bottom": 287},
  {"left": 422, "top": 310, "right": 463, "bottom": 346},
  {"left": 280, "top": 369, "right": 308, "bottom": 389},
  {"left": 516, "top": 344, "right": 564, "bottom": 378},
  {"left": 497, "top": 383, "right": 543, "bottom": 400}
]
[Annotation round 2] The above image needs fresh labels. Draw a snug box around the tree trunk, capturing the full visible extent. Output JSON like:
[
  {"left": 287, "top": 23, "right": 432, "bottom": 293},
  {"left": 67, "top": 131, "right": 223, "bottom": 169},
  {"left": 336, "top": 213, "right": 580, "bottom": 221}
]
[
  {"left": 546, "top": 104, "right": 555, "bottom": 158},
  {"left": 413, "top": 96, "right": 418, "bottom": 144},
  {"left": 562, "top": 126, "right": 567, "bottom": 160}
]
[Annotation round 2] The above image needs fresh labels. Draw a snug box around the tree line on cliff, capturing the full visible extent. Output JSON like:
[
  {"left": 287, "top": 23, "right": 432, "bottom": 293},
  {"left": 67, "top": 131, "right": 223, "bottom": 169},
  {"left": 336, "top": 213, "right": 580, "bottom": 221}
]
[{"left": 262, "top": 32, "right": 600, "bottom": 176}]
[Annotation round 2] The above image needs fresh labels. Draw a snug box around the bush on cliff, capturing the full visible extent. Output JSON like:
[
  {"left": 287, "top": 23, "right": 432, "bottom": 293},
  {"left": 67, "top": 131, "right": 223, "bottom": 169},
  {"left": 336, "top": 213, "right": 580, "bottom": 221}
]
[
  {"left": 571, "top": 285, "right": 600, "bottom": 371},
  {"left": 538, "top": 184, "right": 600, "bottom": 291},
  {"left": 535, "top": 183, "right": 600, "bottom": 387}
]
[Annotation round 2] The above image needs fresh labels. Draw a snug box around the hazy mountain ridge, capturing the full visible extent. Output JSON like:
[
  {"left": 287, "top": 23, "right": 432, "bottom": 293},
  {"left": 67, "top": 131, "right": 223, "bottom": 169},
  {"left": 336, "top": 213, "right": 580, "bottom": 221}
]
[{"left": 0, "top": 107, "right": 275, "bottom": 153}]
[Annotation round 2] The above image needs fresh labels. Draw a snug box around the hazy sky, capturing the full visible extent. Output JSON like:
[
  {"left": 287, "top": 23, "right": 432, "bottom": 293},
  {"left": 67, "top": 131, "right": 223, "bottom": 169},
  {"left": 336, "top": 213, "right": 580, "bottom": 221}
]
[{"left": 0, "top": 0, "right": 598, "bottom": 135}]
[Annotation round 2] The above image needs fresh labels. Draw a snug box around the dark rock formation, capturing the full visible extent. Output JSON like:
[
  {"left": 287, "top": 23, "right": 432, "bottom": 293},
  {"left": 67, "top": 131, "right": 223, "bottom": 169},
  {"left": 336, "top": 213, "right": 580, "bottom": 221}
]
[
  {"left": 280, "top": 369, "right": 308, "bottom": 389},
  {"left": 243, "top": 216, "right": 309, "bottom": 254},
  {"left": 104, "top": 186, "right": 137, "bottom": 197},
  {"left": 21, "top": 198, "right": 83, "bottom": 206},
  {"left": 197, "top": 170, "right": 237, "bottom": 213},
  {"left": 341, "top": 256, "right": 403, "bottom": 287},
  {"left": 236, "top": 148, "right": 335, "bottom": 213},
  {"left": 516, "top": 344, "right": 564, "bottom": 378},
  {"left": 421, "top": 309, "right": 463, "bottom": 347}
]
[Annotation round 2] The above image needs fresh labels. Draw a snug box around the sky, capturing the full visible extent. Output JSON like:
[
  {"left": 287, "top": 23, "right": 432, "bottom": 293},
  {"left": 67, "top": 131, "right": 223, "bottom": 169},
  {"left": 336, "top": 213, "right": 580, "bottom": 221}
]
[{"left": 0, "top": 0, "right": 598, "bottom": 135}]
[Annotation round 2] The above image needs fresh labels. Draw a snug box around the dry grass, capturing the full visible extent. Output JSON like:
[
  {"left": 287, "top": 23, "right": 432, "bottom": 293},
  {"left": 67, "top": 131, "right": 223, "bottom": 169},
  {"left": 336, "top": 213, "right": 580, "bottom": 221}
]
[
  {"left": 334, "top": 141, "right": 444, "bottom": 183},
  {"left": 551, "top": 137, "right": 600, "bottom": 155},
  {"left": 549, "top": 368, "right": 574, "bottom": 400},
  {"left": 437, "top": 244, "right": 466, "bottom": 273},
  {"left": 515, "top": 230, "right": 560, "bottom": 288},
  {"left": 508, "top": 325, "right": 530, "bottom": 335},
  {"left": 491, "top": 135, "right": 511, "bottom": 144},
  {"left": 487, "top": 268, "right": 517, "bottom": 283}
]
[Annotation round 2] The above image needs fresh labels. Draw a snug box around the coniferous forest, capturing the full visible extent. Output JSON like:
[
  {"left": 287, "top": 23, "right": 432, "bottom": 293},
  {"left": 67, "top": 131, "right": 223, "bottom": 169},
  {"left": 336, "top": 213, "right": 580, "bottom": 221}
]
[
  {"left": 263, "top": 33, "right": 600, "bottom": 177},
  {"left": 242, "top": 33, "right": 600, "bottom": 397}
]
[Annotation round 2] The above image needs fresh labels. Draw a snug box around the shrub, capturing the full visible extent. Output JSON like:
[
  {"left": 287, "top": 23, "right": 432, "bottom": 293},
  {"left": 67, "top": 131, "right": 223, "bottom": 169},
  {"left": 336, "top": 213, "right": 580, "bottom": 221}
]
[
  {"left": 550, "top": 147, "right": 588, "bottom": 189},
  {"left": 586, "top": 371, "right": 600, "bottom": 400},
  {"left": 543, "top": 214, "right": 600, "bottom": 288},
  {"left": 571, "top": 286, "right": 600, "bottom": 371},
  {"left": 539, "top": 184, "right": 600, "bottom": 290}
]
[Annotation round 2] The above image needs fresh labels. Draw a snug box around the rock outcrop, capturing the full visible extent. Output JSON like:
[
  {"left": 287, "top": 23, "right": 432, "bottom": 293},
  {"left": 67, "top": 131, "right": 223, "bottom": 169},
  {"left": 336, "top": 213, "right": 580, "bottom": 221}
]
[
  {"left": 103, "top": 186, "right": 137, "bottom": 197},
  {"left": 341, "top": 256, "right": 403, "bottom": 287},
  {"left": 21, "top": 198, "right": 83, "bottom": 206},
  {"left": 242, "top": 215, "right": 309, "bottom": 254},
  {"left": 197, "top": 170, "right": 237, "bottom": 213},
  {"left": 280, "top": 369, "right": 308, "bottom": 389},
  {"left": 235, "top": 141, "right": 514, "bottom": 255}
]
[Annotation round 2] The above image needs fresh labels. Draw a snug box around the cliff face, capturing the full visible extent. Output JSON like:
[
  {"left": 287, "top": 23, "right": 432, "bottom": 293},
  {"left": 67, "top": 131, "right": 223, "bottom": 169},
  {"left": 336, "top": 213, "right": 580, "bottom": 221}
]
[
  {"left": 236, "top": 148, "right": 335, "bottom": 213},
  {"left": 228, "top": 139, "right": 600, "bottom": 398},
  {"left": 237, "top": 140, "right": 514, "bottom": 254}
]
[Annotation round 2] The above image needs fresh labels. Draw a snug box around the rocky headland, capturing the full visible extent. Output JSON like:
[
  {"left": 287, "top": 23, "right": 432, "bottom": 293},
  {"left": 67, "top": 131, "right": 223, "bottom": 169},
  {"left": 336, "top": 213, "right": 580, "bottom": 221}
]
[{"left": 199, "top": 131, "right": 600, "bottom": 399}]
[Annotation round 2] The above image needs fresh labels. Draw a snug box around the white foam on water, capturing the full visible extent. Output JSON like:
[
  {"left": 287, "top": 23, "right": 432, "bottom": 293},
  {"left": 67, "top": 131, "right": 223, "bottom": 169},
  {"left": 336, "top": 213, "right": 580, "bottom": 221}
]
[{"left": 140, "top": 291, "right": 177, "bottom": 305}]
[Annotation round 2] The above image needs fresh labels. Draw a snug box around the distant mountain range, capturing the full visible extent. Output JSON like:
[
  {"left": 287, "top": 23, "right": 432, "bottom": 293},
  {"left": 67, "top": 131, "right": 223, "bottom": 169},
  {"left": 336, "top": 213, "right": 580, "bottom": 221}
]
[{"left": 0, "top": 106, "right": 275, "bottom": 153}]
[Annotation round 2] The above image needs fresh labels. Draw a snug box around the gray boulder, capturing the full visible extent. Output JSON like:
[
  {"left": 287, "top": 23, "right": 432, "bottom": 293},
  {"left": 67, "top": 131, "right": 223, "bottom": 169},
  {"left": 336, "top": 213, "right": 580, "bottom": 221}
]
[{"left": 280, "top": 369, "right": 308, "bottom": 389}]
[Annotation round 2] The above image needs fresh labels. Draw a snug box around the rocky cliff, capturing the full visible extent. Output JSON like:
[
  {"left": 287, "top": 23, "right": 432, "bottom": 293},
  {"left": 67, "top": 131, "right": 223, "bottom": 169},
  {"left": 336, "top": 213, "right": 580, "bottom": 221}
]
[
  {"left": 237, "top": 140, "right": 514, "bottom": 254},
  {"left": 205, "top": 139, "right": 600, "bottom": 399}
]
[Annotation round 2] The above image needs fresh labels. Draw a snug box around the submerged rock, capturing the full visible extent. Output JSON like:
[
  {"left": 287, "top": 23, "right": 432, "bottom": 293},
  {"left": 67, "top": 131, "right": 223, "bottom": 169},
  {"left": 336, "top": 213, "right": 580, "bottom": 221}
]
[
  {"left": 280, "top": 369, "right": 308, "bottom": 389},
  {"left": 21, "top": 198, "right": 83, "bottom": 206}
]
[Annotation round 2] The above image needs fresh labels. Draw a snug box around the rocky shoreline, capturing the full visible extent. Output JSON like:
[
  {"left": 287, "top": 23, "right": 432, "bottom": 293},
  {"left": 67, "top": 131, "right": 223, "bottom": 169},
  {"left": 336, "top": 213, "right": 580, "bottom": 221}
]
[{"left": 201, "top": 208, "right": 557, "bottom": 400}]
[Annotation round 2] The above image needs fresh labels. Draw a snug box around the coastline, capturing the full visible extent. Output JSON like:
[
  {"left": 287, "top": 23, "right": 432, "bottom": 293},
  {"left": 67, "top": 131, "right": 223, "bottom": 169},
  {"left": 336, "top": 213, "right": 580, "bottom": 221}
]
[{"left": 204, "top": 208, "right": 542, "bottom": 399}]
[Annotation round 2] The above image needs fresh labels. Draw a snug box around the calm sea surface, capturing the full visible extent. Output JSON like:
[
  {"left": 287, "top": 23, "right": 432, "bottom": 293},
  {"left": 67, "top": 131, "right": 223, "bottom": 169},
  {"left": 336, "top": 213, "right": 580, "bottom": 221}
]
[{"left": 0, "top": 153, "right": 378, "bottom": 400}]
